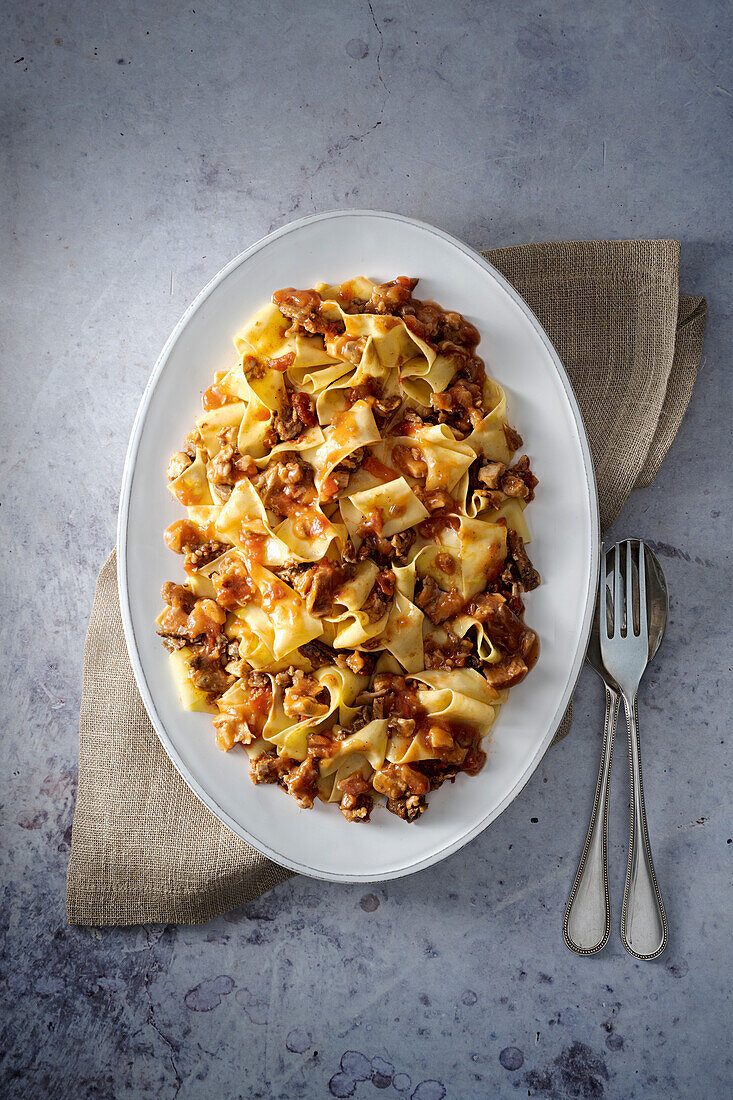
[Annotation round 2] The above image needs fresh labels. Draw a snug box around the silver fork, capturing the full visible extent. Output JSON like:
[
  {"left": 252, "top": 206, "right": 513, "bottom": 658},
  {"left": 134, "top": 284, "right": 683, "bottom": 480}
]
[{"left": 601, "top": 541, "right": 668, "bottom": 960}]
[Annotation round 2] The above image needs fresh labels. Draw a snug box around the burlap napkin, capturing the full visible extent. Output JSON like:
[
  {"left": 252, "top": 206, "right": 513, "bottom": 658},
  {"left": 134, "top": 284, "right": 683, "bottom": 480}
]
[{"left": 67, "top": 239, "right": 707, "bottom": 926}]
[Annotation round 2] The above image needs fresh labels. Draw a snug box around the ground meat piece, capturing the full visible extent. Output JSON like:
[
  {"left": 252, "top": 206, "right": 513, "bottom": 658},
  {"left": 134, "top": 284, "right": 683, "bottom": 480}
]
[
  {"left": 437, "top": 309, "right": 481, "bottom": 348},
  {"left": 325, "top": 332, "right": 367, "bottom": 364},
  {"left": 272, "top": 287, "right": 330, "bottom": 335},
  {"left": 274, "top": 560, "right": 313, "bottom": 591},
  {"left": 324, "top": 448, "right": 365, "bottom": 497},
  {"left": 372, "top": 762, "right": 430, "bottom": 806},
  {"left": 462, "top": 739, "right": 487, "bottom": 776},
  {"left": 464, "top": 457, "right": 504, "bottom": 513},
  {"left": 267, "top": 387, "right": 318, "bottom": 444},
  {"left": 392, "top": 444, "right": 428, "bottom": 479},
  {"left": 250, "top": 752, "right": 291, "bottom": 785},
  {"left": 366, "top": 277, "right": 418, "bottom": 315},
  {"left": 167, "top": 451, "right": 193, "bottom": 481},
  {"left": 207, "top": 432, "right": 257, "bottom": 489},
  {"left": 477, "top": 460, "right": 506, "bottom": 490},
  {"left": 503, "top": 455, "right": 538, "bottom": 503},
  {"left": 338, "top": 771, "right": 373, "bottom": 798},
  {"left": 417, "top": 759, "right": 461, "bottom": 791},
  {"left": 347, "top": 710, "right": 370, "bottom": 734},
  {"left": 163, "top": 521, "right": 226, "bottom": 572},
  {"left": 158, "top": 585, "right": 225, "bottom": 648},
  {"left": 213, "top": 555, "right": 256, "bottom": 609},
  {"left": 340, "top": 649, "right": 376, "bottom": 676},
  {"left": 339, "top": 788, "right": 374, "bottom": 822},
  {"left": 483, "top": 654, "right": 529, "bottom": 690},
  {"left": 372, "top": 672, "right": 408, "bottom": 695},
  {"left": 357, "top": 528, "right": 415, "bottom": 567},
  {"left": 303, "top": 560, "right": 346, "bottom": 617},
  {"left": 161, "top": 581, "right": 195, "bottom": 613},
  {"left": 361, "top": 572, "right": 395, "bottom": 622},
  {"left": 430, "top": 377, "right": 484, "bottom": 434},
  {"left": 213, "top": 710, "right": 257, "bottom": 751},
  {"left": 276, "top": 668, "right": 330, "bottom": 719},
  {"left": 185, "top": 598, "right": 226, "bottom": 638},
  {"left": 371, "top": 393, "right": 402, "bottom": 427},
  {"left": 423, "top": 631, "right": 478, "bottom": 670},
  {"left": 394, "top": 410, "right": 427, "bottom": 435},
  {"left": 356, "top": 674, "right": 424, "bottom": 725},
  {"left": 340, "top": 447, "right": 365, "bottom": 471},
  {"left": 343, "top": 379, "right": 403, "bottom": 428},
  {"left": 500, "top": 472, "right": 529, "bottom": 499},
  {"left": 251, "top": 454, "right": 316, "bottom": 514},
  {"left": 158, "top": 633, "right": 189, "bottom": 652},
  {"left": 343, "top": 538, "right": 358, "bottom": 564},
  {"left": 306, "top": 733, "right": 336, "bottom": 759},
  {"left": 283, "top": 757, "right": 319, "bottom": 808},
  {"left": 299, "top": 639, "right": 337, "bottom": 669},
  {"left": 503, "top": 423, "right": 523, "bottom": 451},
  {"left": 324, "top": 466, "right": 351, "bottom": 496},
  {"left": 415, "top": 488, "right": 457, "bottom": 513},
  {"left": 208, "top": 430, "right": 238, "bottom": 486},
  {"left": 308, "top": 647, "right": 375, "bottom": 677},
  {"left": 187, "top": 649, "right": 233, "bottom": 694},
  {"left": 469, "top": 592, "right": 536, "bottom": 657},
  {"left": 507, "top": 530, "right": 540, "bottom": 591},
  {"left": 186, "top": 540, "right": 228, "bottom": 571},
  {"left": 415, "top": 577, "right": 464, "bottom": 625},
  {"left": 386, "top": 794, "right": 426, "bottom": 822}
]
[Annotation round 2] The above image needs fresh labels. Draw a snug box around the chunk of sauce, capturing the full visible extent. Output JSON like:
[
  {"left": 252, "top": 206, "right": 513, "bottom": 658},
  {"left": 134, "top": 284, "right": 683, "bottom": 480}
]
[
  {"left": 175, "top": 483, "right": 206, "bottom": 507},
  {"left": 322, "top": 474, "right": 340, "bottom": 499},
  {"left": 260, "top": 578, "right": 289, "bottom": 613},
  {"left": 330, "top": 408, "right": 357, "bottom": 444},
  {"left": 363, "top": 455, "right": 399, "bottom": 482},
  {"left": 290, "top": 507, "right": 331, "bottom": 540},
  {"left": 417, "top": 513, "right": 460, "bottom": 540},
  {"left": 213, "top": 564, "right": 255, "bottom": 609},
  {"left": 435, "top": 551, "right": 456, "bottom": 575},
  {"left": 240, "top": 686, "right": 272, "bottom": 737},
  {"left": 240, "top": 531, "right": 265, "bottom": 570},
  {"left": 269, "top": 484, "right": 318, "bottom": 517},
  {"left": 202, "top": 383, "right": 230, "bottom": 411},
  {"left": 358, "top": 508, "right": 384, "bottom": 537},
  {"left": 266, "top": 351, "right": 295, "bottom": 372},
  {"left": 164, "top": 519, "right": 202, "bottom": 554}
]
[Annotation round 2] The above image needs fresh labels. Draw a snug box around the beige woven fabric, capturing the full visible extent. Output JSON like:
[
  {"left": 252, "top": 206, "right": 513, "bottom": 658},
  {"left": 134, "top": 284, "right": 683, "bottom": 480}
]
[{"left": 67, "top": 238, "right": 707, "bottom": 926}]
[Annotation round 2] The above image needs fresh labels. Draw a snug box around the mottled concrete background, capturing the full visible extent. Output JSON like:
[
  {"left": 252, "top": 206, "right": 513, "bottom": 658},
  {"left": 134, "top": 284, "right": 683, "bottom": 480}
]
[{"left": 2, "top": 0, "right": 731, "bottom": 1097}]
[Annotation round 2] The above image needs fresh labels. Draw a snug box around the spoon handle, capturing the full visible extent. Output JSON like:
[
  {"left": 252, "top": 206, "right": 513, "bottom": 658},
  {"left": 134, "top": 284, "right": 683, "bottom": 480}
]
[
  {"left": 563, "top": 683, "right": 619, "bottom": 954},
  {"left": 620, "top": 693, "right": 668, "bottom": 960}
]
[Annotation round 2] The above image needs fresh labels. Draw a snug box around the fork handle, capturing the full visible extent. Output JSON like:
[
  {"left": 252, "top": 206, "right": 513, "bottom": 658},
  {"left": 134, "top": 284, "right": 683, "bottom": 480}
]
[
  {"left": 563, "top": 684, "right": 619, "bottom": 954},
  {"left": 620, "top": 693, "right": 668, "bottom": 960}
]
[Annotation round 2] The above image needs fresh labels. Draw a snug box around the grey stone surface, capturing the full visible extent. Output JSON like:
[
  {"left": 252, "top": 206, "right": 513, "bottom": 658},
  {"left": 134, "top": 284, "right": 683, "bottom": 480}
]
[{"left": 2, "top": 0, "right": 731, "bottom": 1097}]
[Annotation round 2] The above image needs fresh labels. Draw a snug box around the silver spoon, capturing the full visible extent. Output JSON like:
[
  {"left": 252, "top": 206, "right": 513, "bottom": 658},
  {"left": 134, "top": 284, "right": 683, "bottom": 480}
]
[{"left": 563, "top": 542, "right": 668, "bottom": 955}]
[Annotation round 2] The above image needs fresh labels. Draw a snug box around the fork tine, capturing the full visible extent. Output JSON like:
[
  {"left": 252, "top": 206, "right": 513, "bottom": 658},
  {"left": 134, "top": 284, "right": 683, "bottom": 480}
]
[
  {"left": 638, "top": 541, "right": 648, "bottom": 641},
  {"left": 614, "top": 541, "right": 624, "bottom": 637},
  {"left": 625, "top": 539, "right": 635, "bottom": 636}
]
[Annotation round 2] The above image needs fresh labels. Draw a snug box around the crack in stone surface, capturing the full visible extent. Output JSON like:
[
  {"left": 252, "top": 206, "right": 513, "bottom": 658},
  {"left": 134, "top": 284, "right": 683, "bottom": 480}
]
[{"left": 367, "top": 0, "right": 387, "bottom": 92}]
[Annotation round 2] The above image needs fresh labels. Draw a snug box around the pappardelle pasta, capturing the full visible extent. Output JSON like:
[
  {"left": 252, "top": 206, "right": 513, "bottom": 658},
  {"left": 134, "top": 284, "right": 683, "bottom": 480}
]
[{"left": 158, "top": 277, "right": 540, "bottom": 822}]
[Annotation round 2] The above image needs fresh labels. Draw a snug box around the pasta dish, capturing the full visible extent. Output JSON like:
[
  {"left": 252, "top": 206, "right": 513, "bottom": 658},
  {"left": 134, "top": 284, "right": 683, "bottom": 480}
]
[{"left": 157, "top": 277, "right": 539, "bottom": 822}]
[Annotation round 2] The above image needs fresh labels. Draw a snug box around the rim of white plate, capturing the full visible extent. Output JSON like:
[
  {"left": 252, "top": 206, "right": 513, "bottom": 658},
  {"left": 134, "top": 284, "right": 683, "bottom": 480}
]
[{"left": 117, "top": 209, "right": 600, "bottom": 882}]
